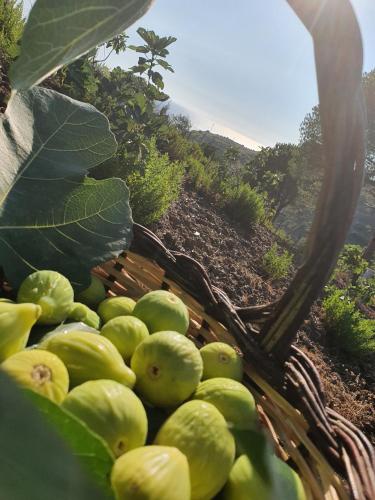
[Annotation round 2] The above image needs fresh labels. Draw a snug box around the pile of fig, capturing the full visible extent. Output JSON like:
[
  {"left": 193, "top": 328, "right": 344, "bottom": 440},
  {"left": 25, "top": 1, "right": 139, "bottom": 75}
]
[{"left": 0, "top": 270, "right": 306, "bottom": 500}]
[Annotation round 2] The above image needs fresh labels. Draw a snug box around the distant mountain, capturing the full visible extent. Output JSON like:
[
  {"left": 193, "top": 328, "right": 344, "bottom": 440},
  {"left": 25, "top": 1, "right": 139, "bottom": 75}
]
[{"left": 189, "top": 130, "right": 257, "bottom": 164}]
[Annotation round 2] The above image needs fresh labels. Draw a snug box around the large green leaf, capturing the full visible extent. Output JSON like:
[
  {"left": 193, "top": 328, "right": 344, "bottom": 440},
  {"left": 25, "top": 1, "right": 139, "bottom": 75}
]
[
  {"left": 25, "top": 390, "right": 115, "bottom": 498},
  {"left": 10, "top": 0, "right": 154, "bottom": 90},
  {"left": 0, "top": 87, "right": 133, "bottom": 288},
  {"left": 0, "top": 372, "right": 106, "bottom": 500}
]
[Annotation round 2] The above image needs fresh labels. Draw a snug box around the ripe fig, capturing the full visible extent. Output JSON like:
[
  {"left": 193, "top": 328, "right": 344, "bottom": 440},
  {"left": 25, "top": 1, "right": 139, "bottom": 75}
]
[
  {"left": 17, "top": 270, "right": 74, "bottom": 325},
  {"left": 111, "top": 445, "right": 190, "bottom": 500},
  {"left": 200, "top": 342, "right": 243, "bottom": 381},
  {"left": 77, "top": 275, "right": 106, "bottom": 309},
  {"left": 97, "top": 297, "right": 136, "bottom": 324},
  {"left": 222, "top": 454, "right": 306, "bottom": 500},
  {"left": 68, "top": 302, "right": 101, "bottom": 330},
  {"left": 155, "top": 400, "right": 235, "bottom": 500},
  {"left": 131, "top": 331, "right": 202, "bottom": 407},
  {"left": 40, "top": 330, "right": 135, "bottom": 388},
  {"left": 1, "top": 349, "right": 69, "bottom": 404},
  {"left": 63, "top": 380, "right": 147, "bottom": 457},
  {"left": 0, "top": 301, "right": 41, "bottom": 361},
  {"left": 133, "top": 290, "right": 189, "bottom": 335},
  {"left": 100, "top": 316, "right": 149, "bottom": 362},
  {"left": 192, "top": 377, "right": 257, "bottom": 429}
]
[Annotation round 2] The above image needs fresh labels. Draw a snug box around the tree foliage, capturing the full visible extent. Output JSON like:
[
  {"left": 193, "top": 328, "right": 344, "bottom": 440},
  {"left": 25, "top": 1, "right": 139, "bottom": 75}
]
[
  {"left": 129, "top": 27, "right": 176, "bottom": 89},
  {"left": 244, "top": 144, "right": 299, "bottom": 218},
  {"left": 0, "top": 0, "right": 24, "bottom": 61},
  {"left": 300, "top": 71, "right": 375, "bottom": 183}
]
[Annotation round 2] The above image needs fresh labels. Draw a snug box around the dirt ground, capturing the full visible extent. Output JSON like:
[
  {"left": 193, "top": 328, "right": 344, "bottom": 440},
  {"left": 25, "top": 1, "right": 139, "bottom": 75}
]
[{"left": 151, "top": 184, "right": 375, "bottom": 444}]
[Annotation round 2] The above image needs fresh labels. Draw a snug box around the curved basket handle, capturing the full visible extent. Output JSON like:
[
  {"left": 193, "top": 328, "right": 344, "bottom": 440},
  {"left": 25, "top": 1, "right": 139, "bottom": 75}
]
[{"left": 260, "top": 0, "right": 367, "bottom": 359}]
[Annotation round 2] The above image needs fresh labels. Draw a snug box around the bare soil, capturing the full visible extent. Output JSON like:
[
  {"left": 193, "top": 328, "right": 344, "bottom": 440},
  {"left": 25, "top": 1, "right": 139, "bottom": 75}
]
[{"left": 151, "top": 184, "right": 375, "bottom": 444}]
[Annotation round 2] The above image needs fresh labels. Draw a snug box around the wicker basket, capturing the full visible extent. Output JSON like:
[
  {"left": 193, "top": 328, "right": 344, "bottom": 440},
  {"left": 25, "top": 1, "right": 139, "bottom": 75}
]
[{"left": 93, "top": 1, "right": 374, "bottom": 498}]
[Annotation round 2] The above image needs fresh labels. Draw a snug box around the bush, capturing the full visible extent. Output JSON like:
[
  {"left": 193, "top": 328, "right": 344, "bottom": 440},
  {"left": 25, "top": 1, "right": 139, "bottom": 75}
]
[
  {"left": 127, "top": 138, "right": 184, "bottom": 225},
  {"left": 333, "top": 244, "right": 367, "bottom": 281},
  {"left": 262, "top": 243, "right": 292, "bottom": 279},
  {"left": 323, "top": 288, "right": 375, "bottom": 358},
  {"left": 0, "top": 0, "right": 24, "bottom": 61},
  {"left": 223, "top": 182, "right": 265, "bottom": 226},
  {"left": 186, "top": 157, "right": 217, "bottom": 193}
]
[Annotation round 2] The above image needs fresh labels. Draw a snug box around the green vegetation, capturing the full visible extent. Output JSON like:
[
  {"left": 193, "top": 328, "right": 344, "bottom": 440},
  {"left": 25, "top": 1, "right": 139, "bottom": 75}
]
[
  {"left": 262, "top": 243, "right": 292, "bottom": 280},
  {"left": 0, "top": 0, "right": 24, "bottom": 61},
  {"left": 222, "top": 182, "right": 266, "bottom": 226},
  {"left": 322, "top": 244, "right": 375, "bottom": 359},
  {"left": 126, "top": 138, "right": 184, "bottom": 225},
  {"left": 323, "top": 289, "right": 375, "bottom": 358}
]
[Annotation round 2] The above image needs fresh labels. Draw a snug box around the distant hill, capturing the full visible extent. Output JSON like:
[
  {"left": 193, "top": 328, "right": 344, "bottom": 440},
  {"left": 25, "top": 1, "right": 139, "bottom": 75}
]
[{"left": 190, "top": 130, "right": 257, "bottom": 164}]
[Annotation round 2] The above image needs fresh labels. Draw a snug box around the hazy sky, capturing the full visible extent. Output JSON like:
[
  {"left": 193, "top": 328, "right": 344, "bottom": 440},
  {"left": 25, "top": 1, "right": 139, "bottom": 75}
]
[{"left": 24, "top": 0, "right": 375, "bottom": 149}]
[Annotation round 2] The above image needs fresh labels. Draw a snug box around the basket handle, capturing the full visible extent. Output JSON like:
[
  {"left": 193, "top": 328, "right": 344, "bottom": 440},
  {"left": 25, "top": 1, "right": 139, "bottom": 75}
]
[{"left": 259, "top": 0, "right": 366, "bottom": 360}]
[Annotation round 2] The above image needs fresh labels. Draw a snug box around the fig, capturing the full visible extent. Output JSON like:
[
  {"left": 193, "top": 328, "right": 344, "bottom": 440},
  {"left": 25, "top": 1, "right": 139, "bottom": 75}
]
[
  {"left": 224, "top": 430, "right": 306, "bottom": 500},
  {"left": 68, "top": 302, "right": 101, "bottom": 330},
  {"left": 77, "top": 275, "right": 106, "bottom": 309},
  {"left": 155, "top": 400, "right": 235, "bottom": 500},
  {"left": 273, "top": 457, "right": 306, "bottom": 500},
  {"left": 39, "top": 330, "right": 136, "bottom": 388},
  {"left": 222, "top": 454, "right": 270, "bottom": 500},
  {"left": 200, "top": 342, "right": 243, "bottom": 381},
  {"left": 100, "top": 316, "right": 149, "bottom": 362},
  {"left": 131, "top": 331, "right": 202, "bottom": 407},
  {"left": 1, "top": 349, "right": 69, "bottom": 404},
  {"left": 192, "top": 377, "right": 257, "bottom": 429},
  {"left": 17, "top": 270, "right": 74, "bottom": 325},
  {"left": 0, "top": 301, "right": 41, "bottom": 361},
  {"left": 222, "top": 454, "right": 306, "bottom": 500},
  {"left": 133, "top": 290, "right": 189, "bottom": 335},
  {"left": 111, "top": 445, "right": 190, "bottom": 500},
  {"left": 62, "top": 379, "right": 147, "bottom": 457},
  {"left": 97, "top": 296, "right": 136, "bottom": 324}
]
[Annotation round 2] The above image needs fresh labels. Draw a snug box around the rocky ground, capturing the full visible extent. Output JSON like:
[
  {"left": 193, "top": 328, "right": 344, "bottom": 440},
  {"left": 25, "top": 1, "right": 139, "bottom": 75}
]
[{"left": 151, "top": 184, "right": 375, "bottom": 444}]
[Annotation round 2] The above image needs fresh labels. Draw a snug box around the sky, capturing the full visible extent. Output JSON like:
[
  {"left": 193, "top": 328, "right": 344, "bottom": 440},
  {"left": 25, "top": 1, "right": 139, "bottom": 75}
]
[{"left": 24, "top": 0, "right": 375, "bottom": 150}]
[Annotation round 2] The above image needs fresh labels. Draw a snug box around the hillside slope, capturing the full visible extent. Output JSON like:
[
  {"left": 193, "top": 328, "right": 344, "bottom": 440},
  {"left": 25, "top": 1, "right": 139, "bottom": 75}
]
[
  {"left": 150, "top": 184, "right": 375, "bottom": 443},
  {"left": 190, "top": 130, "right": 257, "bottom": 163}
]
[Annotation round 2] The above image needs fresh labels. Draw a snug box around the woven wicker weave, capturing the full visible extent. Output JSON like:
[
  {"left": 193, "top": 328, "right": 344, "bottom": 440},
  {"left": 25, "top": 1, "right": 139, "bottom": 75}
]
[{"left": 93, "top": 1, "right": 374, "bottom": 498}]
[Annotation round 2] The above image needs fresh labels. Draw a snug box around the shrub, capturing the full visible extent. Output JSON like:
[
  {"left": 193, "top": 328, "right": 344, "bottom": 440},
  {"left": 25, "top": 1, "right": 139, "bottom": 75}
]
[
  {"left": 223, "top": 182, "right": 265, "bottom": 226},
  {"left": 127, "top": 138, "right": 184, "bottom": 225},
  {"left": 0, "top": 0, "right": 24, "bottom": 61},
  {"left": 186, "top": 157, "right": 217, "bottom": 193},
  {"left": 323, "top": 288, "right": 375, "bottom": 358},
  {"left": 262, "top": 243, "right": 292, "bottom": 279},
  {"left": 333, "top": 244, "right": 367, "bottom": 281}
]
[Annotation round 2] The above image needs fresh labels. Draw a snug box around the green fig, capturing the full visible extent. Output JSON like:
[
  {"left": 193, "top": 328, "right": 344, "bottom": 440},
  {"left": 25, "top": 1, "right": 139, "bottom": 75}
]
[
  {"left": 222, "top": 454, "right": 306, "bottom": 500},
  {"left": 273, "top": 457, "right": 306, "bottom": 500},
  {"left": 101, "top": 316, "right": 149, "bottom": 362},
  {"left": 98, "top": 297, "right": 136, "bottom": 324},
  {"left": 133, "top": 290, "right": 189, "bottom": 335},
  {"left": 192, "top": 377, "right": 257, "bottom": 429},
  {"left": 76, "top": 275, "right": 106, "bottom": 309},
  {"left": 200, "top": 342, "right": 243, "bottom": 381},
  {"left": 63, "top": 380, "right": 147, "bottom": 457},
  {"left": 68, "top": 302, "right": 101, "bottom": 330},
  {"left": 40, "top": 330, "right": 135, "bottom": 388},
  {"left": 155, "top": 400, "right": 235, "bottom": 500},
  {"left": 17, "top": 270, "right": 74, "bottom": 325},
  {"left": 0, "top": 302, "right": 41, "bottom": 361},
  {"left": 1, "top": 349, "right": 69, "bottom": 404},
  {"left": 131, "top": 331, "right": 202, "bottom": 407},
  {"left": 111, "top": 446, "right": 190, "bottom": 500}
]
